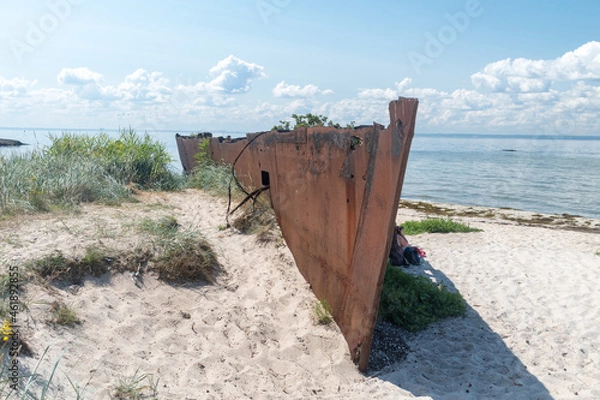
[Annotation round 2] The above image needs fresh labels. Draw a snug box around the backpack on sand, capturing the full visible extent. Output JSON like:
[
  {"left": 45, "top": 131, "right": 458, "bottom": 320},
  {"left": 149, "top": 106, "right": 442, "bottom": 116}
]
[{"left": 403, "top": 246, "right": 422, "bottom": 265}]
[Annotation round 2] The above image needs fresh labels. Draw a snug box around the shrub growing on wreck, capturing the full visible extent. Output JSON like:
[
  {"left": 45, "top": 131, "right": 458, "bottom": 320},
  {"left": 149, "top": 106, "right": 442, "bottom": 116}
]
[
  {"left": 272, "top": 113, "right": 355, "bottom": 131},
  {"left": 379, "top": 265, "right": 467, "bottom": 332}
]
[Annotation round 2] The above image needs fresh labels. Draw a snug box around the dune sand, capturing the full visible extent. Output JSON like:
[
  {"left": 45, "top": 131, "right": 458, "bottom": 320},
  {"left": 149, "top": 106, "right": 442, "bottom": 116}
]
[{"left": 1, "top": 189, "right": 599, "bottom": 399}]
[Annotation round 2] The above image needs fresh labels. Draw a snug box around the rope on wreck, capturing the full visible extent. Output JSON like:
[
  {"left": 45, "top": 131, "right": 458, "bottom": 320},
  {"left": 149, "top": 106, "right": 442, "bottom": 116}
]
[{"left": 226, "top": 131, "right": 270, "bottom": 227}]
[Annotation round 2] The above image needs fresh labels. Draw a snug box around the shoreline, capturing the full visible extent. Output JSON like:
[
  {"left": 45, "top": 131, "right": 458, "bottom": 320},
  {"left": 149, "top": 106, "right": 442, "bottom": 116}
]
[{"left": 399, "top": 198, "right": 600, "bottom": 233}]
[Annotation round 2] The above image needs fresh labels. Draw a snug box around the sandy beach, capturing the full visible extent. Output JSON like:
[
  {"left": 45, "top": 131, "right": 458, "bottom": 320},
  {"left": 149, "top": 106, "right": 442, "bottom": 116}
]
[{"left": 1, "top": 189, "right": 599, "bottom": 399}]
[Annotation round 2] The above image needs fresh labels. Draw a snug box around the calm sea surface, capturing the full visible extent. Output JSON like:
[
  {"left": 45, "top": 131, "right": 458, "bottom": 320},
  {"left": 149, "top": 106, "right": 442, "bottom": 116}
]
[
  {"left": 403, "top": 133, "right": 600, "bottom": 219},
  {"left": 2, "top": 129, "right": 599, "bottom": 219}
]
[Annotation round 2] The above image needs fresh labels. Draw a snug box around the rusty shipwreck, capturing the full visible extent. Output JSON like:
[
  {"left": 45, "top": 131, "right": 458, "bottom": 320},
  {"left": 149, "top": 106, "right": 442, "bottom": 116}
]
[{"left": 176, "top": 97, "right": 419, "bottom": 371}]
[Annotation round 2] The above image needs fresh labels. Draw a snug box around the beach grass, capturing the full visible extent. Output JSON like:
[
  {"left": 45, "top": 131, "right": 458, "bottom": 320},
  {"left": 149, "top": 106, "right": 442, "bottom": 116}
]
[
  {"left": 152, "top": 232, "right": 221, "bottom": 283},
  {"left": 186, "top": 161, "right": 235, "bottom": 197},
  {"left": 0, "top": 129, "right": 184, "bottom": 215},
  {"left": 401, "top": 218, "right": 482, "bottom": 235},
  {"left": 112, "top": 368, "right": 158, "bottom": 400},
  {"left": 137, "top": 215, "right": 222, "bottom": 283},
  {"left": 46, "top": 128, "right": 183, "bottom": 191},
  {"left": 26, "top": 249, "right": 108, "bottom": 286},
  {"left": 0, "top": 151, "right": 130, "bottom": 214},
  {"left": 50, "top": 301, "right": 81, "bottom": 326},
  {"left": 230, "top": 198, "right": 280, "bottom": 243},
  {"left": 139, "top": 215, "right": 180, "bottom": 237},
  {"left": 186, "top": 137, "right": 233, "bottom": 196}
]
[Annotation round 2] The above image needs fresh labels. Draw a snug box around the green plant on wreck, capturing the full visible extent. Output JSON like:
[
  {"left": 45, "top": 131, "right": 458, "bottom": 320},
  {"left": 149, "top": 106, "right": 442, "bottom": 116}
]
[{"left": 272, "top": 113, "right": 355, "bottom": 131}]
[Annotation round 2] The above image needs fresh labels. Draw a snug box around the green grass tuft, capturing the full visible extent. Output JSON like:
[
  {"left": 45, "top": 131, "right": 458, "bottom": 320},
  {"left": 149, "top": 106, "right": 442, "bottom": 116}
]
[
  {"left": 26, "top": 248, "right": 108, "bottom": 286},
  {"left": 153, "top": 233, "right": 220, "bottom": 283},
  {"left": 139, "top": 215, "right": 180, "bottom": 237},
  {"left": 401, "top": 218, "right": 482, "bottom": 235},
  {"left": 315, "top": 299, "right": 333, "bottom": 325},
  {"left": 50, "top": 301, "right": 81, "bottom": 326},
  {"left": 112, "top": 368, "right": 158, "bottom": 400},
  {"left": 379, "top": 265, "right": 467, "bottom": 332}
]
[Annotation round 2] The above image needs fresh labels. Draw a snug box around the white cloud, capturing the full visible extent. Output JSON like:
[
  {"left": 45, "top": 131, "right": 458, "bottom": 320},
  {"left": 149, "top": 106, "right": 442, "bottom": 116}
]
[
  {"left": 1, "top": 46, "right": 599, "bottom": 134},
  {"left": 58, "top": 67, "right": 104, "bottom": 85},
  {"left": 0, "top": 77, "right": 36, "bottom": 96},
  {"left": 272, "top": 81, "right": 334, "bottom": 98},
  {"left": 358, "top": 78, "right": 413, "bottom": 100},
  {"left": 207, "top": 55, "right": 265, "bottom": 94},
  {"left": 358, "top": 87, "right": 397, "bottom": 100},
  {"left": 113, "top": 69, "right": 172, "bottom": 102},
  {"left": 471, "top": 41, "right": 600, "bottom": 92}
]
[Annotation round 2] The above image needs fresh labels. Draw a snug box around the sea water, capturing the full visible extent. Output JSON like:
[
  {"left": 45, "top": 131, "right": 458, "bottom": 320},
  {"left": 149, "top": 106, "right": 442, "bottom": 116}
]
[
  {"left": 403, "top": 134, "right": 600, "bottom": 219},
  {"left": 1, "top": 129, "right": 599, "bottom": 219}
]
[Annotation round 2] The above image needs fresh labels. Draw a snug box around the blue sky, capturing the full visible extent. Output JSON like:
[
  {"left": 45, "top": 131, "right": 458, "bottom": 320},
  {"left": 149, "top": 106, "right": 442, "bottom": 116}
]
[{"left": 1, "top": 0, "right": 599, "bottom": 134}]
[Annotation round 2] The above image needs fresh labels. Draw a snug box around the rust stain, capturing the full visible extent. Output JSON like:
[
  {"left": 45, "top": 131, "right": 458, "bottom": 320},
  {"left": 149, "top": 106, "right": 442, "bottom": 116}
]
[{"left": 176, "top": 97, "right": 419, "bottom": 371}]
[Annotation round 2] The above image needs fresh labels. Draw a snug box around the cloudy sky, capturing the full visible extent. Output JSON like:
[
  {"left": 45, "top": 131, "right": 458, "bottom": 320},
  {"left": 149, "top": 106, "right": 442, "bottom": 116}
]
[{"left": 1, "top": 0, "right": 599, "bottom": 135}]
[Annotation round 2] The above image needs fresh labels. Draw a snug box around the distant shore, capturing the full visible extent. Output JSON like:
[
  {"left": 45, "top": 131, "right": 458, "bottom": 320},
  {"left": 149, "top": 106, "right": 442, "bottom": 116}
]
[{"left": 0, "top": 138, "right": 26, "bottom": 147}]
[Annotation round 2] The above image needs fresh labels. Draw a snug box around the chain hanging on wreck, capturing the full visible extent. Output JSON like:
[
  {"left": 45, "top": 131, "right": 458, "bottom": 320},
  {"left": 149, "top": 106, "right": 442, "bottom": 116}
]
[{"left": 225, "top": 131, "right": 270, "bottom": 227}]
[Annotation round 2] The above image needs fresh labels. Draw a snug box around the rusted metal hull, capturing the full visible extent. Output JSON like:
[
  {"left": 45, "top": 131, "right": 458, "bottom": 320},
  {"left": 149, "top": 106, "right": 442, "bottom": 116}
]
[{"left": 176, "top": 97, "right": 418, "bottom": 371}]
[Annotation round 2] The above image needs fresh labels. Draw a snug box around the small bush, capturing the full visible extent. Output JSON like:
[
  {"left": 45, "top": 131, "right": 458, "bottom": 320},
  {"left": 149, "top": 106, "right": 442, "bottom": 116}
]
[
  {"left": 80, "top": 246, "right": 109, "bottom": 274},
  {"left": 139, "top": 216, "right": 222, "bottom": 283},
  {"left": 379, "top": 265, "right": 467, "bottom": 332},
  {"left": 401, "top": 218, "right": 482, "bottom": 235},
  {"left": 272, "top": 113, "right": 355, "bottom": 131}
]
